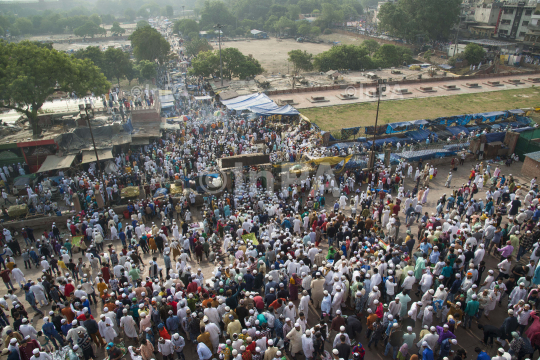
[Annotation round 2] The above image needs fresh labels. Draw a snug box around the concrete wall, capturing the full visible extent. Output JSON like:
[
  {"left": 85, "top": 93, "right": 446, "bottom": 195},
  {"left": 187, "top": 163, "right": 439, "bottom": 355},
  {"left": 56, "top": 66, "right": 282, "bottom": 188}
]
[
  {"left": 521, "top": 157, "right": 540, "bottom": 178},
  {"left": 504, "top": 131, "right": 521, "bottom": 154},
  {"left": 5, "top": 205, "right": 128, "bottom": 231}
]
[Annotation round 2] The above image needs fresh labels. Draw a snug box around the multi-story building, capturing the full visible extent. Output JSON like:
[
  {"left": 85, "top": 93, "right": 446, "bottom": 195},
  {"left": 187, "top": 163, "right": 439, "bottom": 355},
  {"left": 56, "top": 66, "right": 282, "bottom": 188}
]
[
  {"left": 496, "top": 0, "right": 538, "bottom": 41},
  {"left": 522, "top": 13, "right": 540, "bottom": 53}
]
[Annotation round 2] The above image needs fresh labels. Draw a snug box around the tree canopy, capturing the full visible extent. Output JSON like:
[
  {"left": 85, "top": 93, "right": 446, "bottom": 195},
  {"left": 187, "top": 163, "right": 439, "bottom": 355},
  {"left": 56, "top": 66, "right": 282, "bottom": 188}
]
[
  {"left": 190, "top": 48, "right": 264, "bottom": 80},
  {"left": 185, "top": 38, "right": 214, "bottom": 56},
  {"left": 74, "top": 21, "right": 106, "bottom": 38},
  {"left": 288, "top": 50, "right": 313, "bottom": 73},
  {"left": 73, "top": 46, "right": 133, "bottom": 86},
  {"left": 377, "top": 0, "right": 461, "bottom": 42},
  {"left": 173, "top": 19, "right": 199, "bottom": 36},
  {"left": 0, "top": 41, "right": 110, "bottom": 136},
  {"left": 309, "top": 43, "right": 410, "bottom": 71},
  {"left": 313, "top": 44, "right": 373, "bottom": 72},
  {"left": 110, "top": 22, "right": 126, "bottom": 36},
  {"left": 129, "top": 25, "right": 170, "bottom": 64},
  {"left": 463, "top": 43, "right": 486, "bottom": 65},
  {"left": 136, "top": 60, "right": 158, "bottom": 82}
]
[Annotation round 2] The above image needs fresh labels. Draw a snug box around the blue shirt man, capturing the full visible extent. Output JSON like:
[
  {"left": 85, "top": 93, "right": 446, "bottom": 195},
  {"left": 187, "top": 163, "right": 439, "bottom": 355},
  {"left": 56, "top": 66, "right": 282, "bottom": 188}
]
[{"left": 197, "top": 342, "right": 212, "bottom": 360}]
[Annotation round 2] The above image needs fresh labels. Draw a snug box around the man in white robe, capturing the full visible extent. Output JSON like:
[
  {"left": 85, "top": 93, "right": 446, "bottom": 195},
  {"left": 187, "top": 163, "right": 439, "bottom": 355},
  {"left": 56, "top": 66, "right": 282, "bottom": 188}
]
[
  {"left": 298, "top": 291, "right": 310, "bottom": 322},
  {"left": 120, "top": 309, "right": 138, "bottom": 339},
  {"left": 331, "top": 287, "right": 344, "bottom": 316},
  {"left": 98, "top": 315, "right": 117, "bottom": 343},
  {"left": 204, "top": 319, "right": 221, "bottom": 353},
  {"left": 301, "top": 330, "right": 315, "bottom": 359}
]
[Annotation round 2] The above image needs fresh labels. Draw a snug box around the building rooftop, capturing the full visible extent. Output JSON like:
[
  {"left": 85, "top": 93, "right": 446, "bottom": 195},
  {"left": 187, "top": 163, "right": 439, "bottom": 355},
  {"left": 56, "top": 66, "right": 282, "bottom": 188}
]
[
  {"left": 524, "top": 150, "right": 540, "bottom": 161},
  {"left": 462, "top": 39, "right": 515, "bottom": 46}
]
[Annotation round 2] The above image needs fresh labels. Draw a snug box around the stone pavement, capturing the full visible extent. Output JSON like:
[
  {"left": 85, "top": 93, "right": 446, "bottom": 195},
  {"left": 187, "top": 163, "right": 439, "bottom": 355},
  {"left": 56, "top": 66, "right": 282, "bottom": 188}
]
[{"left": 269, "top": 74, "right": 539, "bottom": 109}]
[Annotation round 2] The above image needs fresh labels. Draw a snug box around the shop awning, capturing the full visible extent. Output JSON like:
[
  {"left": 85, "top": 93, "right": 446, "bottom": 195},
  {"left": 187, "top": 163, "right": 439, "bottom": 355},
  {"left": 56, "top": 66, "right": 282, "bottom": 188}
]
[
  {"left": 81, "top": 149, "right": 113, "bottom": 164},
  {"left": 130, "top": 138, "right": 150, "bottom": 146},
  {"left": 194, "top": 95, "right": 212, "bottom": 100},
  {"left": 37, "top": 154, "right": 76, "bottom": 173}
]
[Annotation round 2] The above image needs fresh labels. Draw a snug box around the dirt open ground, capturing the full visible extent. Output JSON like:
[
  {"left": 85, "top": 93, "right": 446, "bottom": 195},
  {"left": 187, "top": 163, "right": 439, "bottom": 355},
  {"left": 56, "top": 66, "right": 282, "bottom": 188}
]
[{"left": 220, "top": 37, "right": 337, "bottom": 74}]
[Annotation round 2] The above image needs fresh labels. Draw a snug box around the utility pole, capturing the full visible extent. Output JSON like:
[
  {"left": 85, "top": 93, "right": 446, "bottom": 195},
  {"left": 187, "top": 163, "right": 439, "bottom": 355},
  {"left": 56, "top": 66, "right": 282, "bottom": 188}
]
[
  {"left": 453, "top": 6, "right": 464, "bottom": 57},
  {"left": 369, "top": 79, "right": 386, "bottom": 170},
  {"left": 182, "top": 5, "right": 185, "bottom": 19},
  {"left": 79, "top": 103, "right": 101, "bottom": 178},
  {"left": 215, "top": 23, "right": 223, "bottom": 86}
]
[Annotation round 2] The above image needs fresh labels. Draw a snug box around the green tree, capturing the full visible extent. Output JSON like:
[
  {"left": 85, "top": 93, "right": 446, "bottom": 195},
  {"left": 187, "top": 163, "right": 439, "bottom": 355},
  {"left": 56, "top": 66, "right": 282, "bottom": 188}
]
[
  {"left": 101, "top": 14, "right": 115, "bottom": 25},
  {"left": 110, "top": 22, "right": 126, "bottom": 36},
  {"left": 190, "top": 50, "right": 220, "bottom": 77},
  {"left": 174, "top": 19, "right": 199, "bottom": 35},
  {"left": 166, "top": 5, "right": 174, "bottom": 18},
  {"left": 90, "top": 14, "right": 102, "bottom": 26},
  {"left": 288, "top": 49, "right": 313, "bottom": 73},
  {"left": 130, "top": 25, "right": 170, "bottom": 63},
  {"left": 13, "top": 18, "right": 33, "bottom": 35},
  {"left": 310, "top": 26, "right": 321, "bottom": 37},
  {"left": 377, "top": 0, "right": 461, "bottom": 41},
  {"left": 190, "top": 48, "right": 263, "bottom": 79},
  {"left": 74, "top": 21, "right": 107, "bottom": 38},
  {"left": 372, "top": 44, "right": 413, "bottom": 67},
  {"left": 313, "top": 44, "right": 373, "bottom": 71},
  {"left": 137, "top": 20, "right": 149, "bottom": 29},
  {"left": 276, "top": 16, "right": 295, "bottom": 36},
  {"left": 264, "top": 15, "right": 279, "bottom": 33},
  {"left": 103, "top": 48, "right": 131, "bottom": 85},
  {"left": 73, "top": 46, "right": 105, "bottom": 70},
  {"left": 0, "top": 41, "right": 110, "bottom": 136},
  {"left": 185, "top": 37, "right": 213, "bottom": 56},
  {"left": 124, "top": 61, "right": 136, "bottom": 85},
  {"left": 287, "top": 4, "right": 302, "bottom": 20},
  {"left": 319, "top": 3, "right": 344, "bottom": 28},
  {"left": 137, "top": 60, "right": 157, "bottom": 82},
  {"left": 344, "top": 0, "right": 363, "bottom": 15},
  {"left": 124, "top": 8, "right": 136, "bottom": 22},
  {"left": 361, "top": 39, "right": 380, "bottom": 55},
  {"left": 297, "top": 21, "right": 311, "bottom": 36},
  {"left": 199, "top": 0, "right": 236, "bottom": 30},
  {"left": 463, "top": 43, "right": 485, "bottom": 65}
]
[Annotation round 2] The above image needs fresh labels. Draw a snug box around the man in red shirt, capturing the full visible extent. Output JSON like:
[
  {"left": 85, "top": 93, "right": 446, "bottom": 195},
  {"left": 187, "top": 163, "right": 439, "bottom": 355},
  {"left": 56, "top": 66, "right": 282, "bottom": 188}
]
[
  {"left": 252, "top": 294, "right": 264, "bottom": 310},
  {"left": 0, "top": 268, "right": 14, "bottom": 291},
  {"left": 64, "top": 279, "right": 75, "bottom": 297}
]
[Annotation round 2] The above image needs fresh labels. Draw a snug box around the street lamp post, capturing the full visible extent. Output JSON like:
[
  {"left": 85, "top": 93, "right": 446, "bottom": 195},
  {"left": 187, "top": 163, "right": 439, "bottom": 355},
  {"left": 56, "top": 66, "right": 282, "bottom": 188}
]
[
  {"left": 79, "top": 103, "right": 101, "bottom": 178},
  {"left": 369, "top": 79, "right": 386, "bottom": 170},
  {"left": 182, "top": 5, "right": 185, "bottom": 19},
  {"left": 214, "top": 23, "right": 223, "bottom": 86}
]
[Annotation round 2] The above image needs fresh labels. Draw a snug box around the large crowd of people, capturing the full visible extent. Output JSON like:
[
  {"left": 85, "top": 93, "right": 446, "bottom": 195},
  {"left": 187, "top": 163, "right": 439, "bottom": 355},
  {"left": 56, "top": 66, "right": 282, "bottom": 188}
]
[{"left": 1, "top": 23, "right": 540, "bottom": 360}]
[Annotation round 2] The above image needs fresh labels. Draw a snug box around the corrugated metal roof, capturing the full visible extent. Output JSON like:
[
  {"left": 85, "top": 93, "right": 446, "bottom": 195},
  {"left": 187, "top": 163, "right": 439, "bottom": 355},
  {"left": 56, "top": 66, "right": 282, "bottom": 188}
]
[{"left": 524, "top": 151, "right": 540, "bottom": 161}]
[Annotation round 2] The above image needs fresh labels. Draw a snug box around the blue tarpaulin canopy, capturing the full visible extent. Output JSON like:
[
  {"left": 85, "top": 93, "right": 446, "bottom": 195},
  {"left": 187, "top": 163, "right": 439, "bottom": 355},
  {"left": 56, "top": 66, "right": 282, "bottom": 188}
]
[
  {"left": 514, "top": 126, "right": 534, "bottom": 133},
  {"left": 161, "top": 101, "right": 175, "bottom": 109},
  {"left": 329, "top": 142, "right": 352, "bottom": 150},
  {"left": 386, "top": 121, "right": 412, "bottom": 134},
  {"left": 250, "top": 105, "right": 300, "bottom": 116},
  {"left": 404, "top": 129, "right": 433, "bottom": 142},
  {"left": 410, "top": 120, "right": 430, "bottom": 129},
  {"left": 485, "top": 132, "right": 506, "bottom": 143},
  {"left": 221, "top": 93, "right": 277, "bottom": 111},
  {"left": 473, "top": 111, "right": 506, "bottom": 122},
  {"left": 508, "top": 109, "right": 525, "bottom": 115},
  {"left": 397, "top": 149, "right": 456, "bottom": 162},
  {"left": 447, "top": 126, "right": 470, "bottom": 135},
  {"left": 366, "top": 137, "right": 401, "bottom": 149}
]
